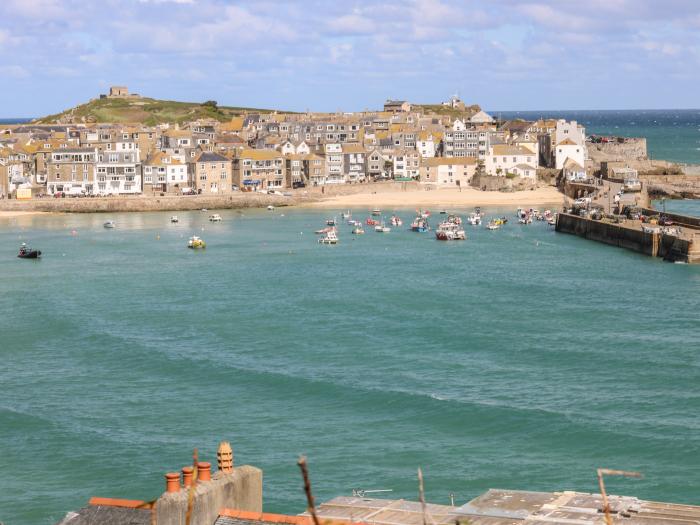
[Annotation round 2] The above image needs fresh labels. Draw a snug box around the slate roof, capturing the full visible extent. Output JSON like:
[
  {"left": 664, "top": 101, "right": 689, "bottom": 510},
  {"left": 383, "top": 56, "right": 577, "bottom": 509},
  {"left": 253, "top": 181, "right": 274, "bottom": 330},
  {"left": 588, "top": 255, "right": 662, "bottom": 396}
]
[{"left": 55, "top": 505, "right": 151, "bottom": 525}]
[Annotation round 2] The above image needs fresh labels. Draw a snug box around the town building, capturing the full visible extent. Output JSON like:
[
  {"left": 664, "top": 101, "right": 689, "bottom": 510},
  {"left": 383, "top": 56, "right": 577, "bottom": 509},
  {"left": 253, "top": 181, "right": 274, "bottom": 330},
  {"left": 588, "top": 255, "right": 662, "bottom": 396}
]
[{"left": 419, "top": 157, "right": 477, "bottom": 187}]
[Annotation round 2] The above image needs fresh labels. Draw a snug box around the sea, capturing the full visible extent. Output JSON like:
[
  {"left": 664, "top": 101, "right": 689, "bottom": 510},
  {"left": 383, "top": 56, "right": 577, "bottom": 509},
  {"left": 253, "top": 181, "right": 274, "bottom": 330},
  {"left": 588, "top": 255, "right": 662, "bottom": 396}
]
[{"left": 0, "top": 110, "right": 699, "bottom": 525}]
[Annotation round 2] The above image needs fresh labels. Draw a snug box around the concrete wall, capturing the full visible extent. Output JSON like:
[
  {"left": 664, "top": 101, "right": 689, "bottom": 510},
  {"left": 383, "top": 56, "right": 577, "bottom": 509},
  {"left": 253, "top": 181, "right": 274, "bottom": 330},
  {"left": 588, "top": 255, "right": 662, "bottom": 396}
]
[
  {"left": 587, "top": 139, "right": 647, "bottom": 163},
  {"left": 156, "top": 465, "right": 262, "bottom": 525}
]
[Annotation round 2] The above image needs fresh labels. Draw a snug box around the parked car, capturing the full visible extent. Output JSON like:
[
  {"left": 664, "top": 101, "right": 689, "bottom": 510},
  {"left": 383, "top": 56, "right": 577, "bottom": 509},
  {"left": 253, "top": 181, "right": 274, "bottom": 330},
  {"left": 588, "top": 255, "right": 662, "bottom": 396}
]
[
  {"left": 292, "top": 181, "right": 306, "bottom": 189},
  {"left": 574, "top": 197, "right": 591, "bottom": 207},
  {"left": 659, "top": 216, "right": 674, "bottom": 226}
]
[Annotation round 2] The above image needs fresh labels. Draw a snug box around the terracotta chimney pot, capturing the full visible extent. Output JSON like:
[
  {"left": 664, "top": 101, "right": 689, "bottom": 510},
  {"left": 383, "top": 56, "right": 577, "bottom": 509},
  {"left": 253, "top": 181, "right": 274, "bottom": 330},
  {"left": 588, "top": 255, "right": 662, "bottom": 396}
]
[
  {"left": 182, "top": 466, "right": 194, "bottom": 487},
  {"left": 165, "top": 472, "right": 181, "bottom": 493},
  {"left": 197, "top": 461, "right": 211, "bottom": 482}
]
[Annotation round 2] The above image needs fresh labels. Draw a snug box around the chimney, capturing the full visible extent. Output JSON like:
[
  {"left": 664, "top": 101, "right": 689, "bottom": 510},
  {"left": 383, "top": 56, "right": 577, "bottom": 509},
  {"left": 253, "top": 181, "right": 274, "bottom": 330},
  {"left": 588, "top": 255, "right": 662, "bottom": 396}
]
[
  {"left": 217, "top": 441, "right": 234, "bottom": 473},
  {"left": 182, "top": 466, "right": 193, "bottom": 488},
  {"left": 197, "top": 462, "right": 211, "bottom": 482},
  {"left": 165, "top": 472, "right": 181, "bottom": 493}
]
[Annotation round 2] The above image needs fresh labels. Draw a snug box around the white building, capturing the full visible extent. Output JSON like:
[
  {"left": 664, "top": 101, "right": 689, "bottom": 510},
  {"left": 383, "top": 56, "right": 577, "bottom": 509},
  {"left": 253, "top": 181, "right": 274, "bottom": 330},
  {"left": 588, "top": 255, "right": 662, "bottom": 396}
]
[
  {"left": 485, "top": 144, "right": 538, "bottom": 179},
  {"left": 555, "top": 138, "right": 586, "bottom": 170},
  {"left": 324, "top": 143, "right": 344, "bottom": 184}
]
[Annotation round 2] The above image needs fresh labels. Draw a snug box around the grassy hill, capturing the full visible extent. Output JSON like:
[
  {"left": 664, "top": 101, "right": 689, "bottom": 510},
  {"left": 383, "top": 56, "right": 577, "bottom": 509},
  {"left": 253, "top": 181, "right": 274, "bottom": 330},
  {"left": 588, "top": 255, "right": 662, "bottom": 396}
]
[
  {"left": 414, "top": 103, "right": 481, "bottom": 119},
  {"left": 34, "top": 97, "right": 287, "bottom": 125}
]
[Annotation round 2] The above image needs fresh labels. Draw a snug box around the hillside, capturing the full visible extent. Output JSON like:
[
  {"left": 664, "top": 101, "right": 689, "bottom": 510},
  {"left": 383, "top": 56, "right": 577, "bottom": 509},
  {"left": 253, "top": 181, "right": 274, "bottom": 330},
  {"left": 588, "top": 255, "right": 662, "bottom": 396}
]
[
  {"left": 414, "top": 103, "right": 481, "bottom": 119},
  {"left": 34, "top": 97, "right": 286, "bottom": 125}
]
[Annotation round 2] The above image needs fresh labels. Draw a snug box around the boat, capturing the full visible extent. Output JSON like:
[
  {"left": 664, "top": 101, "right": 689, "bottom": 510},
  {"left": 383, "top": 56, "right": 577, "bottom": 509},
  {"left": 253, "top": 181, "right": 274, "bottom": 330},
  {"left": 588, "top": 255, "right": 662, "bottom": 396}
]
[
  {"left": 440, "top": 210, "right": 447, "bottom": 215},
  {"left": 267, "top": 205, "right": 274, "bottom": 211},
  {"left": 417, "top": 209, "right": 431, "bottom": 219},
  {"left": 341, "top": 211, "right": 352, "bottom": 219},
  {"left": 411, "top": 217, "right": 429, "bottom": 232},
  {"left": 486, "top": 220, "right": 501, "bottom": 230},
  {"left": 17, "top": 243, "right": 41, "bottom": 259},
  {"left": 209, "top": 214, "right": 222, "bottom": 222},
  {"left": 371, "top": 208, "right": 382, "bottom": 216},
  {"left": 326, "top": 218, "right": 337, "bottom": 226},
  {"left": 352, "top": 226, "right": 365, "bottom": 234},
  {"left": 170, "top": 215, "right": 179, "bottom": 223},
  {"left": 318, "top": 230, "right": 339, "bottom": 244},
  {"left": 466, "top": 212, "right": 481, "bottom": 226},
  {"left": 103, "top": 220, "right": 116, "bottom": 229},
  {"left": 446, "top": 214, "right": 462, "bottom": 225},
  {"left": 201, "top": 208, "right": 208, "bottom": 212},
  {"left": 390, "top": 215, "right": 403, "bottom": 226},
  {"left": 435, "top": 221, "right": 466, "bottom": 241},
  {"left": 348, "top": 219, "right": 360, "bottom": 226},
  {"left": 375, "top": 223, "right": 391, "bottom": 233},
  {"left": 187, "top": 236, "right": 206, "bottom": 249},
  {"left": 315, "top": 226, "right": 335, "bottom": 234},
  {"left": 366, "top": 218, "right": 379, "bottom": 226}
]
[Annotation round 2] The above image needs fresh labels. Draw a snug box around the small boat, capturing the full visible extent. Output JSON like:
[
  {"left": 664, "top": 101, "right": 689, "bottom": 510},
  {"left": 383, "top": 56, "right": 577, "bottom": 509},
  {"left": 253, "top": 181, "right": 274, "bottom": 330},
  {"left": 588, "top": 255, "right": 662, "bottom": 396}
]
[
  {"left": 547, "top": 213, "right": 557, "bottom": 226},
  {"left": 326, "top": 218, "right": 337, "bottom": 226},
  {"left": 267, "top": 205, "right": 274, "bottom": 211},
  {"left": 375, "top": 223, "right": 391, "bottom": 233},
  {"left": 103, "top": 220, "right": 116, "bottom": 229},
  {"left": 366, "top": 218, "right": 379, "bottom": 226},
  {"left": 446, "top": 214, "right": 462, "bottom": 225},
  {"left": 188, "top": 236, "right": 206, "bottom": 249},
  {"left": 17, "top": 243, "right": 41, "bottom": 259},
  {"left": 411, "top": 217, "right": 429, "bottom": 232},
  {"left": 315, "top": 226, "right": 335, "bottom": 235},
  {"left": 371, "top": 208, "right": 382, "bottom": 216},
  {"left": 348, "top": 219, "right": 360, "bottom": 226},
  {"left": 435, "top": 221, "right": 466, "bottom": 241},
  {"left": 467, "top": 213, "right": 481, "bottom": 226},
  {"left": 201, "top": 208, "right": 208, "bottom": 212},
  {"left": 319, "top": 230, "right": 339, "bottom": 244},
  {"left": 417, "top": 209, "right": 431, "bottom": 219},
  {"left": 390, "top": 215, "right": 403, "bottom": 226},
  {"left": 341, "top": 211, "right": 352, "bottom": 219},
  {"left": 209, "top": 214, "right": 222, "bottom": 222},
  {"left": 440, "top": 210, "right": 447, "bottom": 215},
  {"left": 170, "top": 216, "right": 179, "bottom": 223},
  {"left": 486, "top": 220, "right": 501, "bottom": 230},
  {"left": 352, "top": 226, "right": 365, "bottom": 234}
]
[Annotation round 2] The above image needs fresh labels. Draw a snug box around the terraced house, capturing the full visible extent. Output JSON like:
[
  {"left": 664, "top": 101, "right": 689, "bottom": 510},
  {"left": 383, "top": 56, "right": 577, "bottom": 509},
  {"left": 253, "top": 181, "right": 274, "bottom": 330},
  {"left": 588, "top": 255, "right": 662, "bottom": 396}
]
[
  {"left": 94, "top": 138, "right": 142, "bottom": 195},
  {"left": 143, "top": 152, "right": 189, "bottom": 194},
  {"left": 46, "top": 147, "right": 98, "bottom": 196},
  {"left": 233, "top": 149, "right": 285, "bottom": 190},
  {"left": 194, "top": 151, "right": 232, "bottom": 194}
]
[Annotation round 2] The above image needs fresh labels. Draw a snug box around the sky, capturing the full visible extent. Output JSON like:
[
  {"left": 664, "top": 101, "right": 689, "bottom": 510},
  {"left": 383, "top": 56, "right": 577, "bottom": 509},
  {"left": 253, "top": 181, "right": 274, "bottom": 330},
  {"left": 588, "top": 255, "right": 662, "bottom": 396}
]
[{"left": 0, "top": 0, "right": 699, "bottom": 117}]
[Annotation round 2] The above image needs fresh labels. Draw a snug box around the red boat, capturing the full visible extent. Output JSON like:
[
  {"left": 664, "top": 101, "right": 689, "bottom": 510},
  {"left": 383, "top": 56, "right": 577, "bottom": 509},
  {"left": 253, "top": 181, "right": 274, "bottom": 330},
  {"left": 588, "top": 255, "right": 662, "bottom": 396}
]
[{"left": 366, "top": 218, "right": 378, "bottom": 226}]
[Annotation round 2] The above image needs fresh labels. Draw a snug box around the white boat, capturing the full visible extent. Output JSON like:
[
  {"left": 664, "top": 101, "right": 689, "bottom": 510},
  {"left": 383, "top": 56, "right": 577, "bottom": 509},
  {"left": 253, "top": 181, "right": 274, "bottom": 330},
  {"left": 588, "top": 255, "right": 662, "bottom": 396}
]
[
  {"left": 486, "top": 220, "right": 501, "bottom": 230},
  {"left": 375, "top": 223, "right": 391, "bottom": 233},
  {"left": 170, "top": 216, "right": 179, "bottom": 223},
  {"left": 318, "top": 230, "right": 339, "bottom": 244},
  {"left": 371, "top": 208, "right": 382, "bottom": 216},
  {"left": 352, "top": 226, "right": 365, "bottom": 234},
  {"left": 435, "top": 221, "right": 466, "bottom": 240},
  {"left": 390, "top": 215, "right": 403, "bottom": 226},
  {"left": 267, "top": 205, "right": 274, "bottom": 211},
  {"left": 341, "top": 210, "right": 352, "bottom": 219},
  {"left": 209, "top": 214, "right": 222, "bottom": 222},
  {"left": 103, "top": 220, "right": 115, "bottom": 229},
  {"left": 467, "top": 213, "right": 481, "bottom": 226}
]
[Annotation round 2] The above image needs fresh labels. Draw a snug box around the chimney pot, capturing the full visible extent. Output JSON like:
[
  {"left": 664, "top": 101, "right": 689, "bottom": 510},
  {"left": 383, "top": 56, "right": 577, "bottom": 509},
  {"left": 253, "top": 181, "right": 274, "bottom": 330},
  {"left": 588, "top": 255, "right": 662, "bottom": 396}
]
[
  {"left": 217, "top": 441, "right": 234, "bottom": 472},
  {"left": 182, "top": 466, "right": 194, "bottom": 487},
  {"left": 197, "top": 461, "right": 211, "bottom": 482},
  {"left": 165, "top": 472, "right": 181, "bottom": 493}
]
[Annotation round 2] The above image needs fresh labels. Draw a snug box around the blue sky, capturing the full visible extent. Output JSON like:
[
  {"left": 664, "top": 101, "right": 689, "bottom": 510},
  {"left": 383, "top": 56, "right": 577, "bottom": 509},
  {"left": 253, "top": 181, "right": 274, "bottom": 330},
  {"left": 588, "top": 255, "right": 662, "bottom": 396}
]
[{"left": 1, "top": 0, "right": 699, "bottom": 116}]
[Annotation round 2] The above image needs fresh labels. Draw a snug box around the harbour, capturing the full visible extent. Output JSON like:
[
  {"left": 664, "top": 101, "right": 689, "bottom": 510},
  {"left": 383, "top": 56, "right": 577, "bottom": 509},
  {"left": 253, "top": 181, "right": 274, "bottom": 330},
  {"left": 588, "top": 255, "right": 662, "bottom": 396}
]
[{"left": 2, "top": 206, "right": 699, "bottom": 524}]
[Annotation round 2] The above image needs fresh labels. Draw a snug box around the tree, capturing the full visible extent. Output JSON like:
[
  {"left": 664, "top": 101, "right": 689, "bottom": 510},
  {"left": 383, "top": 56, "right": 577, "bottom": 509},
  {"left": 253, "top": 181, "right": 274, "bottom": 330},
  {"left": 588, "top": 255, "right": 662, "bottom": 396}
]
[{"left": 202, "top": 100, "right": 218, "bottom": 109}]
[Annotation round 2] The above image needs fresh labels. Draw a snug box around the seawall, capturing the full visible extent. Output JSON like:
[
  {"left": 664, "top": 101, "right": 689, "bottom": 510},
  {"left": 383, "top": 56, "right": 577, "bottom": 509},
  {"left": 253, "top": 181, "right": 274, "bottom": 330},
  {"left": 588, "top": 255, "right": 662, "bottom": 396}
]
[{"left": 555, "top": 213, "right": 699, "bottom": 263}]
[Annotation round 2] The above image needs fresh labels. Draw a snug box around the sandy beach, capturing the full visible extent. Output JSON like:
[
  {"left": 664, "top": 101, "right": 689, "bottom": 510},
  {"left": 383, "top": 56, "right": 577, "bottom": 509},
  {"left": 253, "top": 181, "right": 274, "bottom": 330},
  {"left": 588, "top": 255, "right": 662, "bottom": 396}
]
[
  {"left": 307, "top": 186, "right": 565, "bottom": 209},
  {"left": 0, "top": 210, "right": 48, "bottom": 218}
]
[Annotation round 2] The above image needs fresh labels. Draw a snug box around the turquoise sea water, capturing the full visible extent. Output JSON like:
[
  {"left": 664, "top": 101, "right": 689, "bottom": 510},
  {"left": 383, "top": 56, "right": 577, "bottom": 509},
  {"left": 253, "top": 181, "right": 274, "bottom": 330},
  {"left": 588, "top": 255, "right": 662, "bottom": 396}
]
[{"left": 1, "top": 204, "right": 699, "bottom": 525}]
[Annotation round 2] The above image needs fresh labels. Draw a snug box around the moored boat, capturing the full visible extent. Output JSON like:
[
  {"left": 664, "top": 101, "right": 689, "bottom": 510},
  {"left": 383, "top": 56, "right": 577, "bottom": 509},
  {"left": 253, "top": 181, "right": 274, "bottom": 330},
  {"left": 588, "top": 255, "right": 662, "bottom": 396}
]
[
  {"left": 411, "top": 217, "right": 429, "bottom": 232},
  {"left": 17, "top": 243, "right": 41, "bottom": 259},
  {"left": 352, "top": 225, "right": 365, "bottom": 234},
  {"left": 467, "top": 212, "right": 481, "bottom": 226},
  {"left": 435, "top": 221, "right": 466, "bottom": 241},
  {"left": 486, "top": 220, "right": 501, "bottom": 230},
  {"left": 103, "top": 220, "right": 116, "bottom": 229},
  {"left": 390, "top": 215, "right": 403, "bottom": 226},
  {"left": 341, "top": 210, "right": 352, "bottom": 219},
  {"left": 318, "top": 230, "right": 339, "bottom": 244},
  {"left": 315, "top": 226, "right": 335, "bottom": 234},
  {"left": 375, "top": 223, "right": 391, "bottom": 233},
  {"left": 170, "top": 215, "right": 179, "bottom": 223},
  {"left": 187, "top": 236, "right": 206, "bottom": 249},
  {"left": 326, "top": 217, "right": 337, "bottom": 226},
  {"left": 366, "top": 218, "right": 379, "bottom": 226},
  {"left": 209, "top": 214, "right": 222, "bottom": 222}
]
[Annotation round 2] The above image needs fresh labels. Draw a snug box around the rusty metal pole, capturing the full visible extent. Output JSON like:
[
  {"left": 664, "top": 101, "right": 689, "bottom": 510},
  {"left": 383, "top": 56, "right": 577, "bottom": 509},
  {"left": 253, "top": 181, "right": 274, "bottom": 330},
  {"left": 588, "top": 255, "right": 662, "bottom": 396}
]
[
  {"left": 596, "top": 468, "right": 643, "bottom": 525},
  {"left": 298, "top": 456, "right": 321, "bottom": 525}
]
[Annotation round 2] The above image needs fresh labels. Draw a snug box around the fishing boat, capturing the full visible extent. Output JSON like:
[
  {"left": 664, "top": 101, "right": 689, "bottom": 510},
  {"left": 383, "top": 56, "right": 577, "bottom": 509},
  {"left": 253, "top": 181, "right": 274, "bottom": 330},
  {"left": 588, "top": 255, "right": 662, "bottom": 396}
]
[
  {"left": 318, "top": 230, "right": 339, "bottom": 244},
  {"left": 466, "top": 212, "right": 481, "bottom": 226},
  {"left": 371, "top": 208, "right": 382, "bottom": 216},
  {"left": 103, "top": 220, "right": 116, "bottom": 229},
  {"left": 390, "top": 215, "right": 403, "bottom": 226},
  {"left": 486, "top": 220, "right": 501, "bottom": 230},
  {"left": 209, "top": 214, "right": 222, "bottom": 222},
  {"left": 366, "top": 217, "right": 379, "bottom": 226},
  {"left": 326, "top": 217, "right": 337, "bottom": 226},
  {"left": 187, "top": 236, "right": 206, "bottom": 249},
  {"left": 411, "top": 217, "right": 429, "bottom": 232},
  {"left": 170, "top": 215, "right": 179, "bottom": 223},
  {"left": 17, "top": 243, "right": 41, "bottom": 259},
  {"left": 375, "top": 223, "right": 391, "bottom": 233},
  {"left": 435, "top": 221, "right": 466, "bottom": 241},
  {"left": 352, "top": 225, "right": 365, "bottom": 234}
]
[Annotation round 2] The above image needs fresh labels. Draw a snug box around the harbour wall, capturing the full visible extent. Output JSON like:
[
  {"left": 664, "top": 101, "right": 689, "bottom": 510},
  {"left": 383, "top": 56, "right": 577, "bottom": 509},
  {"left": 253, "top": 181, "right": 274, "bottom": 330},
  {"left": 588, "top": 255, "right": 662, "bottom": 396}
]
[{"left": 555, "top": 213, "right": 698, "bottom": 263}]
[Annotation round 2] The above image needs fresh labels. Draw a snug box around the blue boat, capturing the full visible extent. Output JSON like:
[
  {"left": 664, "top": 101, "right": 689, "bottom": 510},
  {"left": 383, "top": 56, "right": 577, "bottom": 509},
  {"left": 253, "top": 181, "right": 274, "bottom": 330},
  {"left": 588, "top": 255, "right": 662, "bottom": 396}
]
[{"left": 411, "top": 217, "right": 429, "bottom": 232}]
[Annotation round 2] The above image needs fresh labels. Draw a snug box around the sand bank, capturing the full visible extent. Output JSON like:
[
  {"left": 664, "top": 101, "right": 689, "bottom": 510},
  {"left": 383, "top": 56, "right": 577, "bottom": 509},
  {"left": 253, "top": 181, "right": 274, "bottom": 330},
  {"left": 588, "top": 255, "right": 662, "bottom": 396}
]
[
  {"left": 307, "top": 186, "right": 564, "bottom": 210},
  {"left": 0, "top": 210, "right": 49, "bottom": 218}
]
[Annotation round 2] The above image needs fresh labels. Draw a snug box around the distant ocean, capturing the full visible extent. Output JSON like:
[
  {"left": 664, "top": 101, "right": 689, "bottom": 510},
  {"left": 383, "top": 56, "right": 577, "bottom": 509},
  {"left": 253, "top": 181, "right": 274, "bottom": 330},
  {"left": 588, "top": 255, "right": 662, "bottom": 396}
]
[
  {"left": 496, "top": 109, "right": 700, "bottom": 165},
  {"left": 0, "top": 118, "right": 32, "bottom": 124}
]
